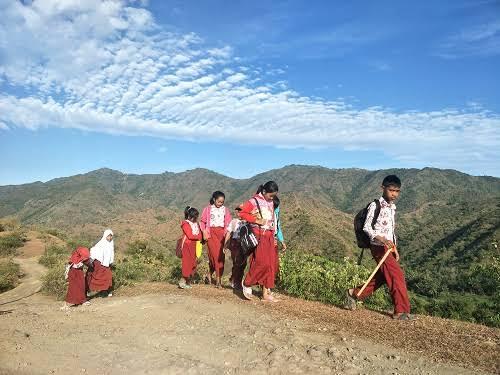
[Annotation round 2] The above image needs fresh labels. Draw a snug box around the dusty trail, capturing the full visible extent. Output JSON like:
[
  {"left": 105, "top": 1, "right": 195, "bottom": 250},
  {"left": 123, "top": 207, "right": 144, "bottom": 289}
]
[
  {"left": 0, "top": 233, "right": 46, "bottom": 306},
  {"left": 0, "top": 282, "right": 497, "bottom": 375},
  {"left": 0, "top": 233, "right": 498, "bottom": 374}
]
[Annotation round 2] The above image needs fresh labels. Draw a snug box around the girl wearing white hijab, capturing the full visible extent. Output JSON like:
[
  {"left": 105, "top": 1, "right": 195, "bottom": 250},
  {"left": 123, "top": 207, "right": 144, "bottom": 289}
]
[{"left": 86, "top": 229, "right": 114, "bottom": 297}]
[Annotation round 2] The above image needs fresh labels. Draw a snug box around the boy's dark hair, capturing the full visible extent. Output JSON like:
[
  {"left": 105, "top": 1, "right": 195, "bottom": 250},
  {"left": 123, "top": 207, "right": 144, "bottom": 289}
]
[
  {"left": 256, "top": 181, "right": 279, "bottom": 195},
  {"left": 210, "top": 191, "right": 225, "bottom": 205},
  {"left": 382, "top": 175, "right": 401, "bottom": 188},
  {"left": 184, "top": 206, "right": 199, "bottom": 221},
  {"left": 273, "top": 195, "right": 280, "bottom": 209}
]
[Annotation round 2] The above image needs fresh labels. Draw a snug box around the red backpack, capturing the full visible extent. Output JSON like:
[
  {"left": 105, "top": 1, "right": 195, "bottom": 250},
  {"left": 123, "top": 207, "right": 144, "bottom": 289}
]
[{"left": 175, "top": 236, "right": 186, "bottom": 258}]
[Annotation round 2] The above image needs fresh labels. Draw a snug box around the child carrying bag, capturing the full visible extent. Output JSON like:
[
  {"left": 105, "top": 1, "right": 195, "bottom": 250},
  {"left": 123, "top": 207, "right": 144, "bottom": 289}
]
[
  {"left": 195, "top": 241, "right": 203, "bottom": 258},
  {"left": 239, "top": 198, "right": 263, "bottom": 257},
  {"left": 175, "top": 236, "right": 186, "bottom": 258},
  {"left": 353, "top": 199, "right": 381, "bottom": 264}
]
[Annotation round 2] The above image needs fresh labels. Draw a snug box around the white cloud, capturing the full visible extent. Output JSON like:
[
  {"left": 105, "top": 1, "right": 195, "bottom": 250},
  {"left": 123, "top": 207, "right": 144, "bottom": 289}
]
[
  {"left": 0, "top": 0, "right": 499, "bottom": 176},
  {"left": 436, "top": 20, "right": 500, "bottom": 58}
]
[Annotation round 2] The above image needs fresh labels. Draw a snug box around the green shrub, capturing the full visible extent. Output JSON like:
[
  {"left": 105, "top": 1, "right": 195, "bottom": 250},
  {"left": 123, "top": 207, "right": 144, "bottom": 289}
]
[
  {"left": 113, "top": 239, "right": 182, "bottom": 288},
  {"left": 0, "top": 259, "right": 21, "bottom": 293},
  {"left": 41, "top": 259, "right": 68, "bottom": 300},
  {"left": 407, "top": 269, "right": 448, "bottom": 297},
  {"left": 419, "top": 292, "right": 499, "bottom": 328},
  {"left": 0, "top": 232, "right": 26, "bottom": 256},
  {"left": 278, "top": 252, "right": 390, "bottom": 311},
  {"left": 44, "top": 228, "right": 66, "bottom": 239},
  {"left": 39, "top": 245, "right": 70, "bottom": 268},
  {"left": 466, "top": 257, "right": 500, "bottom": 296}
]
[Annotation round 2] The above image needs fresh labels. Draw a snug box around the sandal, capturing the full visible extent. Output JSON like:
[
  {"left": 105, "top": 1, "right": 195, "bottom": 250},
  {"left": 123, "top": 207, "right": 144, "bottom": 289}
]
[
  {"left": 393, "top": 313, "right": 417, "bottom": 321},
  {"left": 262, "top": 295, "right": 279, "bottom": 303},
  {"left": 241, "top": 280, "right": 253, "bottom": 300}
]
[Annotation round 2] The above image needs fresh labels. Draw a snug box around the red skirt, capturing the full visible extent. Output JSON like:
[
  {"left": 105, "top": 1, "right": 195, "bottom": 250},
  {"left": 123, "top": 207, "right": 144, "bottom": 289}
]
[
  {"left": 86, "top": 260, "right": 112, "bottom": 292},
  {"left": 66, "top": 268, "right": 87, "bottom": 305},
  {"left": 181, "top": 240, "right": 197, "bottom": 279},
  {"left": 207, "top": 227, "right": 225, "bottom": 277},
  {"left": 243, "top": 230, "right": 275, "bottom": 289}
]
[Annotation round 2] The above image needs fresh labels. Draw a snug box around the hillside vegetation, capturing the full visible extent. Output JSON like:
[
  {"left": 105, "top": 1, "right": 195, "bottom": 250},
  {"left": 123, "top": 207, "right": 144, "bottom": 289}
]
[{"left": 1, "top": 165, "right": 499, "bottom": 326}]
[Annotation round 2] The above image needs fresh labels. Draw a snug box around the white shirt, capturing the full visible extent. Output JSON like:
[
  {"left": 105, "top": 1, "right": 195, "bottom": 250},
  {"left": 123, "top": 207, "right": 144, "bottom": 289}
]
[
  {"left": 363, "top": 197, "right": 397, "bottom": 247},
  {"left": 227, "top": 218, "right": 243, "bottom": 239},
  {"left": 210, "top": 205, "right": 226, "bottom": 227}
]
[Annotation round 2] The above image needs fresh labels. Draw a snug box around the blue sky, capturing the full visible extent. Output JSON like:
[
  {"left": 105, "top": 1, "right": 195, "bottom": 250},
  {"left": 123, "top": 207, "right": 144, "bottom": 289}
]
[{"left": 1, "top": 0, "right": 499, "bottom": 185}]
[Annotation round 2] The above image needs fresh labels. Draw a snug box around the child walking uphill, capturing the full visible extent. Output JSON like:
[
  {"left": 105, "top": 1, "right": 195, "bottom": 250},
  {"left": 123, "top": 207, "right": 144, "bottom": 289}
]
[
  {"left": 239, "top": 181, "right": 279, "bottom": 302},
  {"left": 346, "top": 175, "right": 415, "bottom": 320},
  {"left": 86, "top": 229, "right": 114, "bottom": 298},
  {"left": 224, "top": 205, "right": 246, "bottom": 290},
  {"left": 179, "top": 206, "right": 203, "bottom": 289},
  {"left": 200, "top": 191, "right": 232, "bottom": 288},
  {"left": 63, "top": 246, "right": 92, "bottom": 309}
]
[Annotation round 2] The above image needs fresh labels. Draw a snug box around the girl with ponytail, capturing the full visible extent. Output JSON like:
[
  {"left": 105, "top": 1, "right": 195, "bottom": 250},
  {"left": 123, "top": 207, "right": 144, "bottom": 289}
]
[
  {"left": 239, "top": 181, "right": 279, "bottom": 301},
  {"left": 200, "top": 191, "right": 232, "bottom": 288}
]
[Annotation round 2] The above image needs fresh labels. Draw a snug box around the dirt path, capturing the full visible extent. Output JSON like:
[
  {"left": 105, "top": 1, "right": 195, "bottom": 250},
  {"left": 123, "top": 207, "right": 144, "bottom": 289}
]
[
  {"left": 0, "top": 257, "right": 45, "bottom": 306},
  {"left": 0, "top": 233, "right": 498, "bottom": 374},
  {"left": 0, "top": 233, "right": 46, "bottom": 306},
  {"left": 0, "top": 283, "right": 497, "bottom": 375}
]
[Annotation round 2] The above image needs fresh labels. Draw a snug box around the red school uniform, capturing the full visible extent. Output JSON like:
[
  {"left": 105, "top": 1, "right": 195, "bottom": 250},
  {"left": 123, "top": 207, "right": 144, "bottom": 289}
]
[
  {"left": 200, "top": 205, "right": 232, "bottom": 278},
  {"left": 66, "top": 247, "right": 90, "bottom": 305},
  {"left": 181, "top": 220, "right": 203, "bottom": 279},
  {"left": 239, "top": 194, "right": 276, "bottom": 289}
]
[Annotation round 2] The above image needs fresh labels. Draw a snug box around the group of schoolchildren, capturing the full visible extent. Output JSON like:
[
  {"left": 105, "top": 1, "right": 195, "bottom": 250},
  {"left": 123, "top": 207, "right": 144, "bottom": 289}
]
[
  {"left": 63, "top": 229, "right": 115, "bottom": 309},
  {"left": 64, "top": 175, "right": 415, "bottom": 320},
  {"left": 179, "top": 181, "right": 285, "bottom": 303}
]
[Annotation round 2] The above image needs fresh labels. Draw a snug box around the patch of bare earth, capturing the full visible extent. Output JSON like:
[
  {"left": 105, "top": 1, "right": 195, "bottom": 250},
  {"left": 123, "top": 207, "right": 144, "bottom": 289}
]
[{"left": 1, "top": 281, "right": 496, "bottom": 375}]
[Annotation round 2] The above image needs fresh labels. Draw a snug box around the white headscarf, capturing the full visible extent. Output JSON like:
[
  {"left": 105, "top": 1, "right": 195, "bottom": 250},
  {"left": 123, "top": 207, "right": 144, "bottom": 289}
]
[{"left": 90, "top": 229, "right": 114, "bottom": 267}]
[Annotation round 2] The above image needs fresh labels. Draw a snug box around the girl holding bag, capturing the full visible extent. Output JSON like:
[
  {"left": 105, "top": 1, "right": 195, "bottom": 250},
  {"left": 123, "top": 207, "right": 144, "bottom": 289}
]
[{"left": 239, "top": 181, "right": 279, "bottom": 302}]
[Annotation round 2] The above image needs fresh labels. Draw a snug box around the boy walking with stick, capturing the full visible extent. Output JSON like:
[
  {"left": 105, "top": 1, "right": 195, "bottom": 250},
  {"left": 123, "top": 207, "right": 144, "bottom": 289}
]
[{"left": 346, "top": 175, "right": 415, "bottom": 320}]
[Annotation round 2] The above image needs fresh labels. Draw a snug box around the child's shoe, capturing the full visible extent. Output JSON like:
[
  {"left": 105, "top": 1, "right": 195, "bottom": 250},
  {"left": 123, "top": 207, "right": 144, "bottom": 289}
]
[
  {"left": 393, "top": 313, "right": 417, "bottom": 321},
  {"left": 242, "top": 280, "right": 253, "bottom": 300},
  {"left": 344, "top": 289, "right": 357, "bottom": 310}
]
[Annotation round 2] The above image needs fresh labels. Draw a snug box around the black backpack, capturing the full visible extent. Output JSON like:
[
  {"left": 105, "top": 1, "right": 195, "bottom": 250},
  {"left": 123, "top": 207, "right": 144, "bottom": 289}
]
[
  {"left": 239, "top": 198, "right": 262, "bottom": 257},
  {"left": 354, "top": 199, "right": 381, "bottom": 251}
]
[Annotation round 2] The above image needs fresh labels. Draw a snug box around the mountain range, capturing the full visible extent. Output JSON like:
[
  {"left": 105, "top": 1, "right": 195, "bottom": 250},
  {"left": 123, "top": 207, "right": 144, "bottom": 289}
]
[{"left": 1, "top": 165, "right": 499, "bottom": 293}]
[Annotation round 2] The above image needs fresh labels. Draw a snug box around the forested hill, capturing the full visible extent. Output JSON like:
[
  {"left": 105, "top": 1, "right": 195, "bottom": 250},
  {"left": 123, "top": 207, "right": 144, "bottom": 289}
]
[{"left": 0, "top": 165, "right": 499, "bottom": 301}]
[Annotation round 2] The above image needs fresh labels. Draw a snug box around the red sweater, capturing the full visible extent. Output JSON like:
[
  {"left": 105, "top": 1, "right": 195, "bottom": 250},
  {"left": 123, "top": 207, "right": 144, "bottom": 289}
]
[{"left": 181, "top": 221, "right": 203, "bottom": 242}]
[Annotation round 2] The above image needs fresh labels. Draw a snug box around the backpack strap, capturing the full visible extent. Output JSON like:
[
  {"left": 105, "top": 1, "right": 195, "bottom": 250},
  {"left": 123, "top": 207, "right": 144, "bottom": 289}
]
[
  {"left": 358, "top": 199, "right": 382, "bottom": 265},
  {"left": 371, "top": 199, "right": 381, "bottom": 229},
  {"left": 253, "top": 198, "right": 263, "bottom": 224}
]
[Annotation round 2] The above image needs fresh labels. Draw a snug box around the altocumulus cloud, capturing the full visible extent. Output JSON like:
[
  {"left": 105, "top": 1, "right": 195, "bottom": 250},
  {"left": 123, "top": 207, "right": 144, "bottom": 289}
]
[{"left": 0, "top": 0, "right": 499, "bottom": 175}]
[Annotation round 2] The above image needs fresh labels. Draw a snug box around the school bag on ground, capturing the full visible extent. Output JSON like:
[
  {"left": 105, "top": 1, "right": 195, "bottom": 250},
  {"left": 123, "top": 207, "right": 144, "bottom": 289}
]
[{"left": 354, "top": 199, "right": 382, "bottom": 256}]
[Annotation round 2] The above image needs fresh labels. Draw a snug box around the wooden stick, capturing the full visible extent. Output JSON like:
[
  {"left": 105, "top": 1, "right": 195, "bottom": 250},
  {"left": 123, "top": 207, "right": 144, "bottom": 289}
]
[{"left": 356, "top": 246, "right": 393, "bottom": 298}]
